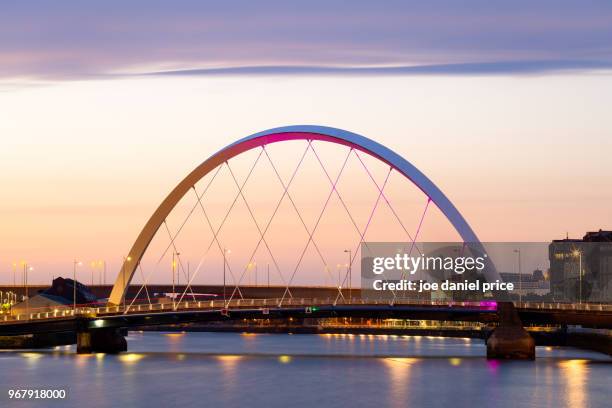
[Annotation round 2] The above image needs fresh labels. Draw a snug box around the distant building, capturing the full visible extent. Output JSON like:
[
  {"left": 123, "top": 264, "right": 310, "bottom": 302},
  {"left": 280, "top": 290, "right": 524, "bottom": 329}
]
[
  {"left": 11, "top": 277, "right": 98, "bottom": 315},
  {"left": 500, "top": 270, "right": 550, "bottom": 296},
  {"left": 549, "top": 230, "right": 612, "bottom": 302}
]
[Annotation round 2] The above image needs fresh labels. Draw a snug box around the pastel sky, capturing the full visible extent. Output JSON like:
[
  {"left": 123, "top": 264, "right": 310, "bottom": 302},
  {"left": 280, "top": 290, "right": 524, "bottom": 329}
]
[{"left": 1, "top": 2, "right": 611, "bottom": 286}]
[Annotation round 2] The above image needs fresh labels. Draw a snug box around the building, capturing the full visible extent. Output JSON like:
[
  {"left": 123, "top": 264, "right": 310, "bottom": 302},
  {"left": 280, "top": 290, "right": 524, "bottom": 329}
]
[
  {"left": 500, "top": 270, "right": 550, "bottom": 297},
  {"left": 10, "top": 277, "right": 98, "bottom": 315},
  {"left": 549, "top": 230, "right": 612, "bottom": 303}
]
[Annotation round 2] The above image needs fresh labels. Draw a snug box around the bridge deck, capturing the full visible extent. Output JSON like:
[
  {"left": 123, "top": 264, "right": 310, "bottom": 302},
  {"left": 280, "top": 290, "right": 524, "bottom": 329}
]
[{"left": 1, "top": 299, "right": 611, "bottom": 337}]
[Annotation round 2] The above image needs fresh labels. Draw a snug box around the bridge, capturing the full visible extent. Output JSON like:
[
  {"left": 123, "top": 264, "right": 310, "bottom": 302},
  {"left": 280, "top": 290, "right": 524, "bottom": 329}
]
[{"left": 2, "top": 125, "right": 611, "bottom": 359}]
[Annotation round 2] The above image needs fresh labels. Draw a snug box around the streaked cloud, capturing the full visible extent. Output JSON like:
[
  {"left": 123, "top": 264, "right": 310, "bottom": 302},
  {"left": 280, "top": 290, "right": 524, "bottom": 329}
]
[
  {"left": 1, "top": 1, "right": 612, "bottom": 79},
  {"left": 143, "top": 61, "right": 612, "bottom": 77}
]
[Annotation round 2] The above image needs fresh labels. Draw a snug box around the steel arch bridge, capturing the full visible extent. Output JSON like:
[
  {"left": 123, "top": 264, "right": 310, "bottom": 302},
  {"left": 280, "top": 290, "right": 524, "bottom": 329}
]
[{"left": 108, "top": 125, "right": 498, "bottom": 306}]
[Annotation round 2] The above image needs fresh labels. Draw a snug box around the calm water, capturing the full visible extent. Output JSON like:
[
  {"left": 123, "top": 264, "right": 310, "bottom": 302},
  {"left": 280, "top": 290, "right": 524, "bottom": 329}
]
[{"left": 1, "top": 332, "right": 610, "bottom": 407}]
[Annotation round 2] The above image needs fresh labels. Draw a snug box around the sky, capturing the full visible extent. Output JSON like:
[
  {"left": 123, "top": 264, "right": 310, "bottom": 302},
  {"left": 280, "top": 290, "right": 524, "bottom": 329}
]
[{"left": 1, "top": 1, "right": 611, "bottom": 286}]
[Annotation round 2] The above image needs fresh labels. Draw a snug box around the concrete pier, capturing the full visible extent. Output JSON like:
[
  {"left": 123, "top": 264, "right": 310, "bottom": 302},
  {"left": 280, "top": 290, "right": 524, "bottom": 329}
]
[
  {"left": 77, "top": 328, "right": 127, "bottom": 354},
  {"left": 487, "top": 302, "right": 535, "bottom": 359}
]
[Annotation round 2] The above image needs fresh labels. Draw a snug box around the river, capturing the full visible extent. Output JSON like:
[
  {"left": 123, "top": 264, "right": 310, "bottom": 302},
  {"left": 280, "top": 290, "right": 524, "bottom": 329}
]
[{"left": 1, "top": 332, "right": 610, "bottom": 407}]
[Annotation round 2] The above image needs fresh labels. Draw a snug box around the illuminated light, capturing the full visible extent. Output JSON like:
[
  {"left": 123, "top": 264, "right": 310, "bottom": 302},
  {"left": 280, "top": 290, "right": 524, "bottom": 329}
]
[
  {"left": 95, "top": 353, "right": 105, "bottom": 361},
  {"left": 176, "top": 354, "right": 186, "bottom": 361},
  {"left": 118, "top": 353, "right": 145, "bottom": 363},
  {"left": 449, "top": 358, "right": 462, "bottom": 366},
  {"left": 545, "top": 346, "right": 553, "bottom": 351},
  {"left": 93, "top": 319, "right": 104, "bottom": 328},
  {"left": 278, "top": 355, "right": 292, "bottom": 364}
]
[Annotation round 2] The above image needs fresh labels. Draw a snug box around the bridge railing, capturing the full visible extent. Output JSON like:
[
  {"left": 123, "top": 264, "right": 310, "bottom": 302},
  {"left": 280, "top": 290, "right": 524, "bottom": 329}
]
[
  {"left": 1, "top": 298, "right": 611, "bottom": 324},
  {"left": 514, "top": 301, "right": 611, "bottom": 312}
]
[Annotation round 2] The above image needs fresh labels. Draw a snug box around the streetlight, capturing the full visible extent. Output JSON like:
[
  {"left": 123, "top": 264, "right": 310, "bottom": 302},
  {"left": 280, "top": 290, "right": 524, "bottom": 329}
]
[
  {"left": 12, "top": 261, "right": 17, "bottom": 287},
  {"left": 20, "top": 261, "right": 27, "bottom": 304},
  {"left": 223, "top": 249, "right": 230, "bottom": 302},
  {"left": 344, "top": 249, "right": 352, "bottom": 300},
  {"left": 572, "top": 248, "right": 583, "bottom": 304},
  {"left": 172, "top": 252, "right": 178, "bottom": 304},
  {"left": 26, "top": 265, "right": 33, "bottom": 318},
  {"left": 73, "top": 260, "right": 82, "bottom": 312},
  {"left": 513, "top": 249, "right": 522, "bottom": 304},
  {"left": 90, "top": 261, "right": 96, "bottom": 287},
  {"left": 246, "top": 262, "right": 258, "bottom": 286}
]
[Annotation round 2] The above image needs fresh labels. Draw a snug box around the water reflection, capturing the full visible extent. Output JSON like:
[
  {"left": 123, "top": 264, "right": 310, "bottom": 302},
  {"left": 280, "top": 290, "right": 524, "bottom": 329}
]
[
  {"left": 278, "top": 355, "right": 292, "bottom": 364},
  {"left": 118, "top": 353, "right": 145, "bottom": 364},
  {"left": 384, "top": 358, "right": 418, "bottom": 406},
  {"left": 559, "top": 359, "right": 589, "bottom": 408},
  {"left": 449, "top": 357, "right": 462, "bottom": 366}
]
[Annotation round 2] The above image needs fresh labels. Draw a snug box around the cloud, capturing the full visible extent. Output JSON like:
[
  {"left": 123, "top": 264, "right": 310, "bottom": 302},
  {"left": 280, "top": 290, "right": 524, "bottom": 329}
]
[
  {"left": 141, "top": 60, "right": 612, "bottom": 77},
  {"left": 1, "top": 1, "right": 612, "bottom": 80}
]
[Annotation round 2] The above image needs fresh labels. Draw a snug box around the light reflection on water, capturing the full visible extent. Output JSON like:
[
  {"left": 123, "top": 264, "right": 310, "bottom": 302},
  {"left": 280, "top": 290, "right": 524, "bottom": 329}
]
[{"left": 0, "top": 332, "right": 610, "bottom": 408}]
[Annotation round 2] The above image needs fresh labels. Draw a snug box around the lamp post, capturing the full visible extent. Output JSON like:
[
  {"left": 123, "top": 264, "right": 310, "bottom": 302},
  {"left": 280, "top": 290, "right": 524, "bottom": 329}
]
[
  {"left": 513, "top": 249, "right": 522, "bottom": 304},
  {"left": 572, "top": 249, "right": 583, "bottom": 304},
  {"left": 20, "top": 261, "right": 28, "bottom": 307},
  {"left": 73, "top": 260, "right": 82, "bottom": 312},
  {"left": 344, "top": 249, "right": 352, "bottom": 300},
  {"left": 172, "top": 252, "right": 176, "bottom": 304},
  {"left": 25, "top": 265, "right": 33, "bottom": 318},
  {"left": 223, "top": 249, "right": 230, "bottom": 303},
  {"left": 90, "top": 261, "right": 96, "bottom": 287},
  {"left": 97, "top": 260, "right": 105, "bottom": 286}
]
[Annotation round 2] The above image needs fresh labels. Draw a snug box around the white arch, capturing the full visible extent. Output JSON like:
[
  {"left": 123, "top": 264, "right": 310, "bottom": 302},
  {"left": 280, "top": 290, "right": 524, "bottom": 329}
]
[{"left": 109, "top": 125, "right": 497, "bottom": 305}]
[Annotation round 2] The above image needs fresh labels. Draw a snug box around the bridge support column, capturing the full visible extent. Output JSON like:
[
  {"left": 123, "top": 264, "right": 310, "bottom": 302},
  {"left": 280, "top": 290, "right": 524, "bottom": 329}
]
[
  {"left": 77, "top": 328, "right": 127, "bottom": 354},
  {"left": 486, "top": 302, "right": 535, "bottom": 360}
]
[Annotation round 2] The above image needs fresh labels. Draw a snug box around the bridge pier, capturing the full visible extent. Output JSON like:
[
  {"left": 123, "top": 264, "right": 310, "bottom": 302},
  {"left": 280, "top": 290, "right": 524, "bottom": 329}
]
[
  {"left": 77, "top": 328, "right": 127, "bottom": 354},
  {"left": 486, "top": 302, "right": 535, "bottom": 360}
]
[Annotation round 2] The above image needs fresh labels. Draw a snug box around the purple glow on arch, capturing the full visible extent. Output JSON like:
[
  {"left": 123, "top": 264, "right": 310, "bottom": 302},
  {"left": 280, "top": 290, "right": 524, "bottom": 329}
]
[{"left": 222, "top": 131, "right": 434, "bottom": 200}]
